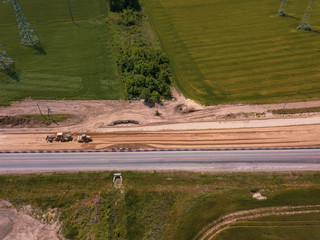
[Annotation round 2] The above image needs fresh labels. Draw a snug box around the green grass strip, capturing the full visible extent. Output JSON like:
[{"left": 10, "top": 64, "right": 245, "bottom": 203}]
[
  {"left": 18, "top": 114, "right": 72, "bottom": 122},
  {"left": 271, "top": 107, "right": 320, "bottom": 115}
]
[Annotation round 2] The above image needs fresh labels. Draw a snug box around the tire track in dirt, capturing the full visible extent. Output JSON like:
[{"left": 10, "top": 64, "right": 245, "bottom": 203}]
[{"left": 195, "top": 205, "right": 320, "bottom": 240}]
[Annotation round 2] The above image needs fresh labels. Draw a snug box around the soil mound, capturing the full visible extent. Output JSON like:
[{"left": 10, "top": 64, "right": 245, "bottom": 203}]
[
  {"left": 0, "top": 116, "right": 51, "bottom": 128},
  {"left": 108, "top": 120, "right": 140, "bottom": 126},
  {"left": 175, "top": 104, "right": 195, "bottom": 114}
]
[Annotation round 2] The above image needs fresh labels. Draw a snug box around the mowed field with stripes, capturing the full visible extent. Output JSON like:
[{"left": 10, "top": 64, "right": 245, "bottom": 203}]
[
  {"left": 0, "top": 0, "right": 122, "bottom": 105},
  {"left": 142, "top": 0, "right": 320, "bottom": 105}
]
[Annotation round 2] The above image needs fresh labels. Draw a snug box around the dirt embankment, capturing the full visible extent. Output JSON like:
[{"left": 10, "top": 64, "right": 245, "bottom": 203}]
[
  {"left": 1, "top": 89, "right": 320, "bottom": 134},
  {"left": 0, "top": 200, "right": 63, "bottom": 240}
]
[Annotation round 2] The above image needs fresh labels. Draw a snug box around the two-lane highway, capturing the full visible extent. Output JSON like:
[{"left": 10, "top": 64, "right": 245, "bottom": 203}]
[{"left": 1, "top": 149, "right": 320, "bottom": 173}]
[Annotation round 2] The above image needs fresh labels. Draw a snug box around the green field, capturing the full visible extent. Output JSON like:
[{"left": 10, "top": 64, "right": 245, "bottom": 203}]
[
  {"left": 0, "top": 0, "right": 123, "bottom": 105},
  {"left": 1, "top": 172, "right": 320, "bottom": 239},
  {"left": 215, "top": 213, "right": 320, "bottom": 240},
  {"left": 142, "top": 0, "right": 320, "bottom": 105}
]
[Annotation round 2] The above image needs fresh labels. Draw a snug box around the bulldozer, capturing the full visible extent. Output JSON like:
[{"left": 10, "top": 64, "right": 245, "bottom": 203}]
[
  {"left": 46, "top": 132, "right": 73, "bottom": 143},
  {"left": 77, "top": 134, "right": 92, "bottom": 143}
]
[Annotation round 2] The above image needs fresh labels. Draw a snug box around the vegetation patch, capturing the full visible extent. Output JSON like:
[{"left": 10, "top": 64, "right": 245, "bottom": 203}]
[
  {"left": 141, "top": 0, "right": 320, "bottom": 104},
  {"left": 271, "top": 106, "right": 320, "bottom": 115},
  {"left": 0, "top": 115, "right": 52, "bottom": 127},
  {"left": 18, "top": 114, "right": 72, "bottom": 123},
  {"left": 107, "top": 6, "right": 172, "bottom": 102},
  {"left": 1, "top": 172, "right": 320, "bottom": 239}
]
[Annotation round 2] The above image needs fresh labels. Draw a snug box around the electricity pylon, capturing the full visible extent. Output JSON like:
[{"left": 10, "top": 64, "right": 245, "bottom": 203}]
[
  {"left": 278, "top": 0, "right": 287, "bottom": 16},
  {"left": 0, "top": 44, "right": 15, "bottom": 72},
  {"left": 297, "top": 0, "right": 315, "bottom": 31},
  {"left": 10, "top": 0, "right": 40, "bottom": 46}
]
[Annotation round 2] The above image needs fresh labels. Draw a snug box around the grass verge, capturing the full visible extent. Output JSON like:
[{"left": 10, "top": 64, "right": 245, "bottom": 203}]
[
  {"left": 18, "top": 114, "right": 72, "bottom": 122},
  {"left": 271, "top": 106, "right": 320, "bottom": 115},
  {"left": 1, "top": 172, "right": 320, "bottom": 239}
]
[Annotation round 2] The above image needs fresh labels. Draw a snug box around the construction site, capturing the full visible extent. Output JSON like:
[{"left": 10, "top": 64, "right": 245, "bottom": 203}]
[{"left": 1, "top": 89, "right": 320, "bottom": 151}]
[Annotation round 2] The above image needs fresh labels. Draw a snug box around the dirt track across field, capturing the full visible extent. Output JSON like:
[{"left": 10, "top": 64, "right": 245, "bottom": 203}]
[{"left": 1, "top": 90, "right": 320, "bottom": 150}]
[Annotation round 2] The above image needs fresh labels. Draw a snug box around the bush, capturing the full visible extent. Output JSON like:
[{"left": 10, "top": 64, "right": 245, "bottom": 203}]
[
  {"left": 109, "top": 8, "right": 172, "bottom": 102},
  {"left": 120, "top": 9, "right": 140, "bottom": 26},
  {"left": 117, "top": 43, "right": 172, "bottom": 100},
  {"left": 140, "top": 88, "right": 151, "bottom": 101}
]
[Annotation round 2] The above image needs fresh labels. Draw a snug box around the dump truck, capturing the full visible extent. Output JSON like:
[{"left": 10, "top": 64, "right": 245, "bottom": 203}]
[
  {"left": 46, "top": 132, "right": 73, "bottom": 142},
  {"left": 77, "top": 134, "right": 92, "bottom": 143}
]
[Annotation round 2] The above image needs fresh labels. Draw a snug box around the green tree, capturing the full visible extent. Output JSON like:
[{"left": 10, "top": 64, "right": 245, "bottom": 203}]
[
  {"left": 120, "top": 9, "right": 140, "bottom": 26},
  {"left": 151, "top": 91, "right": 161, "bottom": 103},
  {"left": 109, "top": 0, "right": 124, "bottom": 12},
  {"left": 140, "top": 88, "right": 151, "bottom": 101}
]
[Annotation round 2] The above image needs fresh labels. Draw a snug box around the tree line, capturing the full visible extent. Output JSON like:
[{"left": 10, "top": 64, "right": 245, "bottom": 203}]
[{"left": 108, "top": 5, "right": 172, "bottom": 102}]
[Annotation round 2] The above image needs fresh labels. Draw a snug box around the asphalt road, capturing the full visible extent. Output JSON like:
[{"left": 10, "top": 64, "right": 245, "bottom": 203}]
[{"left": 1, "top": 149, "right": 320, "bottom": 173}]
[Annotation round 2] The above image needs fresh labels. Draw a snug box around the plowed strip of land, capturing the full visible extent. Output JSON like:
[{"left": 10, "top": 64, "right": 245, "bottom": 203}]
[{"left": 1, "top": 124, "right": 320, "bottom": 151}]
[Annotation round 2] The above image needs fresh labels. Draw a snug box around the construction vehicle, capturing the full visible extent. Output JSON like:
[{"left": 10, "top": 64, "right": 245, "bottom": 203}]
[
  {"left": 46, "top": 132, "right": 73, "bottom": 143},
  {"left": 46, "top": 135, "right": 56, "bottom": 143},
  {"left": 77, "top": 134, "right": 92, "bottom": 143}
]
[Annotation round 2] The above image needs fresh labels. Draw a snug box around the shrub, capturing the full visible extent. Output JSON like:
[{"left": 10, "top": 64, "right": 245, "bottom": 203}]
[
  {"left": 109, "top": 8, "right": 172, "bottom": 102},
  {"left": 120, "top": 9, "right": 140, "bottom": 26}
]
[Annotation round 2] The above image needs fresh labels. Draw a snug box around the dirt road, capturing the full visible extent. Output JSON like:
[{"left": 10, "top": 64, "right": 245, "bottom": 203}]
[{"left": 1, "top": 124, "right": 320, "bottom": 151}]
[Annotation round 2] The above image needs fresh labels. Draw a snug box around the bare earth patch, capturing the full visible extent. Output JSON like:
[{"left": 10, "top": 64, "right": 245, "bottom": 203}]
[
  {"left": 0, "top": 89, "right": 320, "bottom": 150},
  {"left": 0, "top": 200, "right": 63, "bottom": 240}
]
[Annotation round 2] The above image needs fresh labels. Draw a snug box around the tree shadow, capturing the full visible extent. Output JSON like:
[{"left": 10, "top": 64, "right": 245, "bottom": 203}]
[{"left": 143, "top": 101, "right": 155, "bottom": 108}]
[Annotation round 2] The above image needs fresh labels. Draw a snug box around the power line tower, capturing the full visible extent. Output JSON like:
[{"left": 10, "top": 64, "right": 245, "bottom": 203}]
[
  {"left": 10, "top": 0, "right": 40, "bottom": 46},
  {"left": 278, "top": 0, "right": 287, "bottom": 16},
  {"left": 297, "top": 0, "right": 315, "bottom": 31},
  {"left": 0, "top": 44, "right": 15, "bottom": 72}
]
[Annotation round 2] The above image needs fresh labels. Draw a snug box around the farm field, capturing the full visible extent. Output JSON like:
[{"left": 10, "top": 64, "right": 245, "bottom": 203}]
[
  {"left": 0, "top": 0, "right": 123, "bottom": 106},
  {"left": 1, "top": 172, "right": 320, "bottom": 239},
  {"left": 142, "top": 0, "right": 320, "bottom": 105}
]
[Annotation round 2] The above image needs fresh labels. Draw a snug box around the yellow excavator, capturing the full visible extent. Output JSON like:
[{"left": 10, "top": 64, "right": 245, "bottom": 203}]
[
  {"left": 77, "top": 134, "right": 92, "bottom": 143},
  {"left": 46, "top": 132, "right": 73, "bottom": 143}
]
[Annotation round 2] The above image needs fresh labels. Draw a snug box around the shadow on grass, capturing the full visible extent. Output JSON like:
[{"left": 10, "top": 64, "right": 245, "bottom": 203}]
[
  {"left": 34, "top": 45, "right": 47, "bottom": 55},
  {"left": 311, "top": 30, "right": 320, "bottom": 35},
  {"left": 7, "top": 71, "right": 20, "bottom": 82},
  {"left": 285, "top": 14, "right": 300, "bottom": 21}
]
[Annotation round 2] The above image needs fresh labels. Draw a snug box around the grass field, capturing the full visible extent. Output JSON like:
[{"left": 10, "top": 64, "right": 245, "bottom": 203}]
[
  {"left": 141, "top": 0, "right": 320, "bottom": 105},
  {"left": 1, "top": 172, "right": 320, "bottom": 239},
  {"left": 214, "top": 212, "right": 320, "bottom": 240},
  {"left": 0, "top": 0, "right": 123, "bottom": 105}
]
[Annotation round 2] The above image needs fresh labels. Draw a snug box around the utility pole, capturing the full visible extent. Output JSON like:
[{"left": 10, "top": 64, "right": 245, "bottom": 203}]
[
  {"left": 10, "top": 0, "right": 40, "bottom": 46},
  {"left": 0, "top": 44, "right": 15, "bottom": 72},
  {"left": 278, "top": 0, "right": 287, "bottom": 16},
  {"left": 297, "top": 0, "right": 315, "bottom": 31},
  {"left": 66, "top": 0, "right": 75, "bottom": 24}
]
